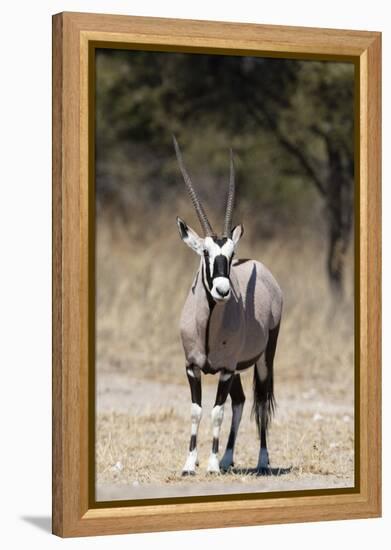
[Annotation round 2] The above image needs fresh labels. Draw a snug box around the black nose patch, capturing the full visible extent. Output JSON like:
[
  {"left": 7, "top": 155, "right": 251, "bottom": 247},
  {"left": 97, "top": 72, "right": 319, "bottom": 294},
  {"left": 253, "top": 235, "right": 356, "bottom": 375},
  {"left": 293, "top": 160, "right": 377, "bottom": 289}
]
[
  {"left": 213, "top": 255, "right": 228, "bottom": 278},
  {"left": 216, "top": 287, "right": 229, "bottom": 298}
]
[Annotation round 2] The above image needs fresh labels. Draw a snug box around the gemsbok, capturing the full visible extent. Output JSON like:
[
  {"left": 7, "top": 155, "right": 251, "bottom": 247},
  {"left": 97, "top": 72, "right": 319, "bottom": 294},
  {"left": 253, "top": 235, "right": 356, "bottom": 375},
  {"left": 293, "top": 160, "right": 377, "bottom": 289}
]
[{"left": 174, "top": 137, "right": 283, "bottom": 475}]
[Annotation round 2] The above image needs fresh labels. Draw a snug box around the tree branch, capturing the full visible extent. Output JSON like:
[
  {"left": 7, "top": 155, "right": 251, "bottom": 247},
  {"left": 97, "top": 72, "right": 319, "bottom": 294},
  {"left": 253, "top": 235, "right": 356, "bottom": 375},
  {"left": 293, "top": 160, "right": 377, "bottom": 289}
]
[{"left": 243, "top": 98, "right": 327, "bottom": 197}]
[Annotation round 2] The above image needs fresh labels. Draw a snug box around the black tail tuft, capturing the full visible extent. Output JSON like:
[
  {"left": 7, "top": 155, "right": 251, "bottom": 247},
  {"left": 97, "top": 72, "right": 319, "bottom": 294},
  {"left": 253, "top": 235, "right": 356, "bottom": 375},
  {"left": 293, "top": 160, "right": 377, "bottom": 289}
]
[{"left": 251, "top": 362, "right": 276, "bottom": 437}]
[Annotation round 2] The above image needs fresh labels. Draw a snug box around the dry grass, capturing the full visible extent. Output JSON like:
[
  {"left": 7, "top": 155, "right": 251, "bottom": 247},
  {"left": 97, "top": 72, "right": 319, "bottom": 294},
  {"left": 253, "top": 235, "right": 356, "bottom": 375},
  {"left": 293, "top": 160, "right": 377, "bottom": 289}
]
[
  {"left": 95, "top": 202, "right": 354, "bottom": 497},
  {"left": 96, "top": 378, "right": 354, "bottom": 488}
]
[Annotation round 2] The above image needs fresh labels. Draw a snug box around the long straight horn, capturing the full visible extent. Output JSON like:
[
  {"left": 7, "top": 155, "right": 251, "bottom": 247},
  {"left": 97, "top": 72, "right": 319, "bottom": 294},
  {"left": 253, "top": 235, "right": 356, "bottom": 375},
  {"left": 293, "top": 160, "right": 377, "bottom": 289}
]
[
  {"left": 173, "top": 136, "right": 214, "bottom": 237},
  {"left": 223, "top": 149, "right": 235, "bottom": 237}
]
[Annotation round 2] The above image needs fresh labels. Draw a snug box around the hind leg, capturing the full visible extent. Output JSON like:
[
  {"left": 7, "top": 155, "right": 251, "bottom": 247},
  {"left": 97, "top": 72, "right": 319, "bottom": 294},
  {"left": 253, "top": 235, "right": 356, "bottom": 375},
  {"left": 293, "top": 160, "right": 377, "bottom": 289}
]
[
  {"left": 256, "top": 391, "right": 270, "bottom": 473},
  {"left": 255, "top": 356, "right": 271, "bottom": 473},
  {"left": 220, "top": 374, "right": 246, "bottom": 471},
  {"left": 255, "top": 323, "right": 280, "bottom": 474}
]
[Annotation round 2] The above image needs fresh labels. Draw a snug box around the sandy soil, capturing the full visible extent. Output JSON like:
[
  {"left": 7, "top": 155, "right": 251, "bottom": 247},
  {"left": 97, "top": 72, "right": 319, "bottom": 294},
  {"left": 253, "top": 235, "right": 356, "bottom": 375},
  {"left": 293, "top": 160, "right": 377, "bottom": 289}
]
[{"left": 95, "top": 367, "right": 354, "bottom": 501}]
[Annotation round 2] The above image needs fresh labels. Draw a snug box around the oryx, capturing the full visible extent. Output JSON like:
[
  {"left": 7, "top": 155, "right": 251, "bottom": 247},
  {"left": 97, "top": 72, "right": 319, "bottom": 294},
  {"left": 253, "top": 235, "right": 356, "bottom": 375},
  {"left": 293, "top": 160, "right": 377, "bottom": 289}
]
[{"left": 174, "top": 137, "right": 283, "bottom": 475}]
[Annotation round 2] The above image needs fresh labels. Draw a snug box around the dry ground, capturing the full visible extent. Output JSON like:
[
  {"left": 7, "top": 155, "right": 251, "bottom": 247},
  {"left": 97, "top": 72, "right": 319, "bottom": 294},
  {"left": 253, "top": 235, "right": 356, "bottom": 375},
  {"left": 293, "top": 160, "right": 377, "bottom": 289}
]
[{"left": 95, "top": 204, "right": 355, "bottom": 500}]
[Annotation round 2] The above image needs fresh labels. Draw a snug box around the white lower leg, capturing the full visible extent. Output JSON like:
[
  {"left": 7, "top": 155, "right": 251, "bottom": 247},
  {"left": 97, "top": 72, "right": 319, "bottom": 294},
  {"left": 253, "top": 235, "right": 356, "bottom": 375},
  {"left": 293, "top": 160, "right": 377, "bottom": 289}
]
[
  {"left": 183, "top": 449, "right": 198, "bottom": 472},
  {"left": 182, "top": 403, "right": 202, "bottom": 473},
  {"left": 207, "top": 404, "right": 224, "bottom": 472}
]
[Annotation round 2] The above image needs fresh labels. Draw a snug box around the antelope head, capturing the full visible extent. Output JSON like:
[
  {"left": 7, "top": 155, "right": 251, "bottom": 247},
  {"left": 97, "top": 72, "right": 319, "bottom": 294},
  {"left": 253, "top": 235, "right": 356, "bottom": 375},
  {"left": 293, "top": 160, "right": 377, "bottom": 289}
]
[{"left": 174, "top": 136, "right": 243, "bottom": 303}]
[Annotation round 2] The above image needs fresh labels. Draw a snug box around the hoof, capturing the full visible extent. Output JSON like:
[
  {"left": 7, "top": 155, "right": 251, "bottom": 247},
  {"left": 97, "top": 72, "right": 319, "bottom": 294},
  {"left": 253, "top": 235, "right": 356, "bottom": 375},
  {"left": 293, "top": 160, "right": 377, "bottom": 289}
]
[
  {"left": 182, "top": 470, "right": 196, "bottom": 477},
  {"left": 255, "top": 466, "right": 272, "bottom": 476},
  {"left": 219, "top": 460, "right": 234, "bottom": 473},
  {"left": 182, "top": 450, "right": 198, "bottom": 474},
  {"left": 207, "top": 453, "right": 220, "bottom": 474},
  {"left": 207, "top": 469, "right": 220, "bottom": 476}
]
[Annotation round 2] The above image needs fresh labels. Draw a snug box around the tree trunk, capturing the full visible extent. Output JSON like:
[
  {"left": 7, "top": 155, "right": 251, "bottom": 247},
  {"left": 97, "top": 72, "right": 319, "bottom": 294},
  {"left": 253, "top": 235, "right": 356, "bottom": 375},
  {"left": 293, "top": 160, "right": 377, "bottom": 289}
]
[{"left": 325, "top": 143, "right": 353, "bottom": 295}]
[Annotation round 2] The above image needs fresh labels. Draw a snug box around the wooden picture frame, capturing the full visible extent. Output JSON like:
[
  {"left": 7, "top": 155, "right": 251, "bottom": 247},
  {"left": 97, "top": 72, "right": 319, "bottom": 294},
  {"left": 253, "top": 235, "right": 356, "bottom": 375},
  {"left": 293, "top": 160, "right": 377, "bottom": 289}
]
[{"left": 52, "top": 11, "right": 381, "bottom": 537}]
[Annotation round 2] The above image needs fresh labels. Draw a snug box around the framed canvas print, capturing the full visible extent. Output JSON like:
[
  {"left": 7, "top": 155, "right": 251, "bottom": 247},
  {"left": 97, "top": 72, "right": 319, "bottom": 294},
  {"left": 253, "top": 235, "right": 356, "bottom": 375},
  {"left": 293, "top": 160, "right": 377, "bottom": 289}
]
[{"left": 52, "top": 12, "right": 381, "bottom": 537}]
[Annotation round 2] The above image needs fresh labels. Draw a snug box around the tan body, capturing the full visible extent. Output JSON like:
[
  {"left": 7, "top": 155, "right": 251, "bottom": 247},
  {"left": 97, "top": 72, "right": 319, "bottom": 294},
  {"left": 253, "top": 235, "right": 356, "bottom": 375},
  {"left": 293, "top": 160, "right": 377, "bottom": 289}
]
[{"left": 180, "top": 258, "right": 283, "bottom": 374}]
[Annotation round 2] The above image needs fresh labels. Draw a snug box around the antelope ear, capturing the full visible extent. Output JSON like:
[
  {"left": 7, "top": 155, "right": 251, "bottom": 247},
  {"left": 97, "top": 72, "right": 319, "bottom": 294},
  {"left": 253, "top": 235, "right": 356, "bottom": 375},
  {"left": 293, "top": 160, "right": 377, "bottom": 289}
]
[
  {"left": 176, "top": 217, "right": 204, "bottom": 255},
  {"left": 231, "top": 223, "right": 244, "bottom": 246}
]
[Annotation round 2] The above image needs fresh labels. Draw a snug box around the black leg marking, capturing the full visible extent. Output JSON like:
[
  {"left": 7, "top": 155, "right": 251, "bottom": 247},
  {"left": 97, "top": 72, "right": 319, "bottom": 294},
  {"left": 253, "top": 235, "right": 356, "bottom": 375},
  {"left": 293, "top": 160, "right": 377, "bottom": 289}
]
[
  {"left": 214, "top": 371, "right": 234, "bottom": 406},
  {"left": 189, "top": 434, "right": 196, "bottom": 452},
  {"left": 226, "top": 428, "right": 235, "bottom": 451},
  {"left": 220, "top": 374, "right": 246, "bottom": 471},
  {"left": 187, "top": 366, "right": 202, "bottom": 405}
]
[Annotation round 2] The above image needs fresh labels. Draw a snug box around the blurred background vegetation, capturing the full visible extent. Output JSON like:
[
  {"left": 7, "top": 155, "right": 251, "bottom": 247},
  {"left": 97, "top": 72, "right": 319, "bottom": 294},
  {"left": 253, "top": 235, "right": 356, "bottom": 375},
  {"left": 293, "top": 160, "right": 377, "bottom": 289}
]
[{"left": 96, "top": 49, "right": 355, "bottom": 292}]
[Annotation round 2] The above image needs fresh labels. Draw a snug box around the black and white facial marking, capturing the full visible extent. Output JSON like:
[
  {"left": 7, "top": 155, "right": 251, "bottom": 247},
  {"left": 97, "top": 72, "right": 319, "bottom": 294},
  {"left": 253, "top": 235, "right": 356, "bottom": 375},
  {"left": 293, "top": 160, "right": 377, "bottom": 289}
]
[
  {"left": 176, "top": 217, "right": 243, "bottom": 304},
  {"left": 203, "top": 237, "right": 234, "bottom": 302}
]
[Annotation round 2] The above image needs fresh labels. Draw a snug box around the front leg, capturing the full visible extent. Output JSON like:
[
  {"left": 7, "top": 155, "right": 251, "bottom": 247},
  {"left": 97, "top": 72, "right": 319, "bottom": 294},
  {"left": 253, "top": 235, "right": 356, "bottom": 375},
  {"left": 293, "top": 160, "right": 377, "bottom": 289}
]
[
  {"left": 182, "top": 365, "right": 202, "bottom": 476},
  {"left": 207, "top": 370, "right": 234, "bottom": 473},
  {"left": 220, "top": 373, "right": 245, "bottom": 471}
]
